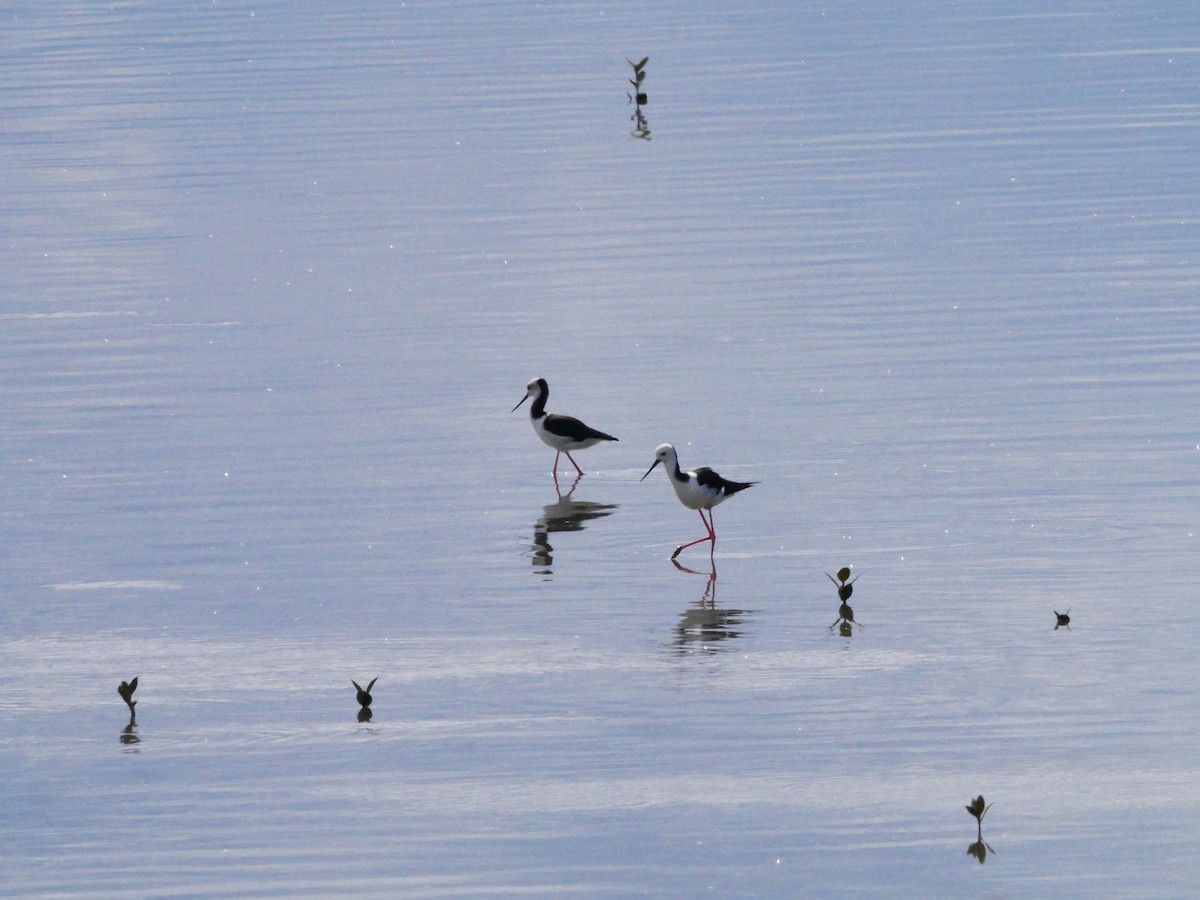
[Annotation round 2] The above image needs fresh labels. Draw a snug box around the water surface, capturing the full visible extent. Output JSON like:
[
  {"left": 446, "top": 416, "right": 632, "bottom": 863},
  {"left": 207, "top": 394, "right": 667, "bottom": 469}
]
[{"left": 2, "top": 2, "right": 1199, "bottom": 896}]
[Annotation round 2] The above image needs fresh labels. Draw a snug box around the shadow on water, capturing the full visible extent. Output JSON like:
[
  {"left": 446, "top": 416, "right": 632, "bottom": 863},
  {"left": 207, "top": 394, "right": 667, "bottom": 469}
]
[
  {"left": 529, "top": 473, "right": 618, "bottom": 575},
  {"left": 669, "top": 561, "right": 752, "bottom": 654}
]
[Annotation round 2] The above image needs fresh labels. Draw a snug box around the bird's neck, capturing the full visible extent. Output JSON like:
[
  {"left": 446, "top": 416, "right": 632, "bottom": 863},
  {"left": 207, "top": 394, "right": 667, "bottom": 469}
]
[{"left": 529, "top": 392, "right": 547, "bottom": 419}]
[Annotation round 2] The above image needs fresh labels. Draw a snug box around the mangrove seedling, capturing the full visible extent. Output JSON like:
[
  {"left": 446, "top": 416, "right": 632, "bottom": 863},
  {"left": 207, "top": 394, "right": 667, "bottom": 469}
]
[
  {"left": 352, "top": 677, "right": 378, "bottom": 709},
  {"left": 118, "top": 677, "right": 138, "bottom": 713}
]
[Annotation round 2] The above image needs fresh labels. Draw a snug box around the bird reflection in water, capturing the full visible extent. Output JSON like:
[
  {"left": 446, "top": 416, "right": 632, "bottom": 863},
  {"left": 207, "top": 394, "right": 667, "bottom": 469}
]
[
  {"left": 530, "top": 473, "right": 618, "bottom": 575},
  {"left": 670, "top": 560, "right": 751, "bottom": 653}
]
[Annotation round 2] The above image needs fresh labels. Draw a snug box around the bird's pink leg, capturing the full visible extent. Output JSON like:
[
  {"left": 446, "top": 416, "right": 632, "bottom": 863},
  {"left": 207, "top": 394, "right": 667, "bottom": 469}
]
[
  {"left": 564, "top": 451, "right": 585, "bottom": 476},
  {"left": 671, "top": 509, "right": 716, "bottom": 559},
  {"left": 551, "top": 450, "right": 562, "bottom": 474}
]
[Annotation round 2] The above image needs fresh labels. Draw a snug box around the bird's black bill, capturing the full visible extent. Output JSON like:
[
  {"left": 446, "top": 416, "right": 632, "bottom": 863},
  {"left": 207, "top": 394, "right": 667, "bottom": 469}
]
[
  {"left": 640, "top": 459, "right": 661, "bottom": 481},
  {"left": 511, "top": 394, "right": 530, "bottom": 412}
]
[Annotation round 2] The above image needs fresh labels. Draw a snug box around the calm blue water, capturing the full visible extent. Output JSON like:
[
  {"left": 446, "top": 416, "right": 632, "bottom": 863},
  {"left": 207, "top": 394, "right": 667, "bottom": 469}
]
[{"left": 2, "top": 2, "right": 1199, "bottom": 896}]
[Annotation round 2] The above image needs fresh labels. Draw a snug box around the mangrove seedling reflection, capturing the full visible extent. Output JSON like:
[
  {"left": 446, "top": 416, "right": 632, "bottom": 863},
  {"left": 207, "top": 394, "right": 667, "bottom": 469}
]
[
  {"left": 117, "top": 677, "right": 140, "bottom": 745},
  {"left": 121, "top": 710, "right": 140, "bottom": 746},
  {"left": 967, "top": 834, "right": 995, "bottom": 864},
  {"left": 965, "top": 794, "right": 995, "bottom": 862},
  {"left": 830, "top": 600, "right": 857, "bottom": 631},
  {"left": 1055, "top": 608, "right": 1071, "bottom": 630},
  {"left": 626, "top": 56, "right": 650, "bottom": 139},
  {"left": 826, "top": 567, "right": 861, "bottom": 631},
  {"left": 353, "top": 677, "right": 377, "bottom": 722},
  {"left": 118, "top": 676, "right": 138, "bottom": 713}
]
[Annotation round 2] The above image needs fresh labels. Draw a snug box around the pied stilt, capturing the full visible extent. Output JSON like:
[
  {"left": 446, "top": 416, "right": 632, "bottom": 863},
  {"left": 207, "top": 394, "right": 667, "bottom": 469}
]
[
  {"left": 513, "top": 378, "right": 618, "bottom": 476},
  {"left": 640, "top": 443, "right": 757, "bottom": 559}
]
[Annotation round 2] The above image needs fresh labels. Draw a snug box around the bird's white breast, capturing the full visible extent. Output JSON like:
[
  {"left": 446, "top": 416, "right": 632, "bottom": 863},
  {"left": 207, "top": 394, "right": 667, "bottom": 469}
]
[{"left": 671, "top": 472, "right": 721, "bottom": 510}]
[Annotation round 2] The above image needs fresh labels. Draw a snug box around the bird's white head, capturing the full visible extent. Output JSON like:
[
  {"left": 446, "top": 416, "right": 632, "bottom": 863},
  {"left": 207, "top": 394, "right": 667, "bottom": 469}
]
[
  {"left": 640, "top": 443, "right": 677, "bottom": 481},
  {"left": 512, "top": 377, "right": 547, "bottom": 412}
]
